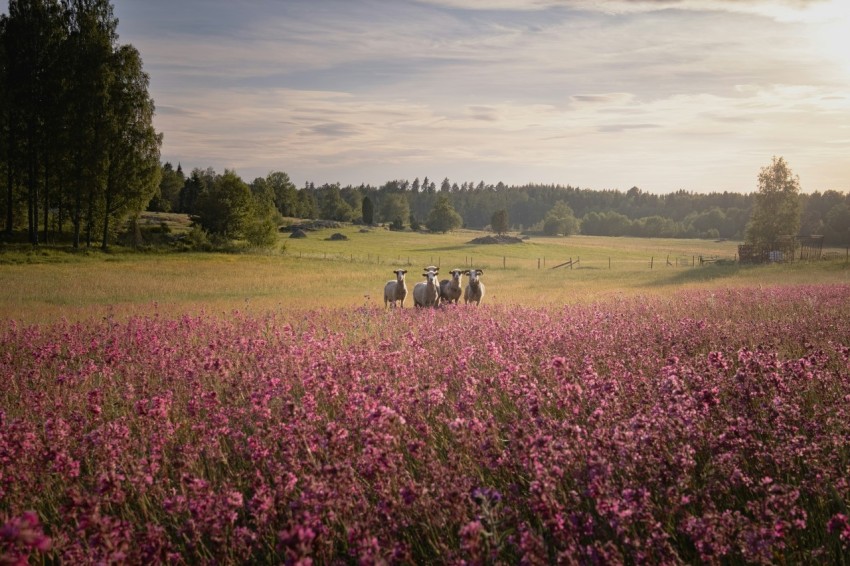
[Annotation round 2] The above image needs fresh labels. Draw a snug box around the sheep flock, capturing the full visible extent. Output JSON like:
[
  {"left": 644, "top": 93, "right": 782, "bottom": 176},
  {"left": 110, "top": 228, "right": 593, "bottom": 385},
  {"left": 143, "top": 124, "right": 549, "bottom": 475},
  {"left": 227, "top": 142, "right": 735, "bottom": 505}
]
[{"left": 384, "top": 267, "right": 485, "bottom": 308}]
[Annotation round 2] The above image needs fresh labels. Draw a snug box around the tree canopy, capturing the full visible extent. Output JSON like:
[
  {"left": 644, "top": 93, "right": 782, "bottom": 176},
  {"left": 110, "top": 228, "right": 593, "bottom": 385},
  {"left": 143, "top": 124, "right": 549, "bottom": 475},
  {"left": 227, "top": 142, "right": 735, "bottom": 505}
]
[
  {"left": 745, "top": 156, "right": 802, "bottom": 251},
  {"left": 426, "top": 195, "right": 462, "bottom": 233},
  {"left": 0, "top": 0, "right": 161, "bottom": 248},
  {"left": 491, "top": 209, "right": 509, "bottom": 235}
]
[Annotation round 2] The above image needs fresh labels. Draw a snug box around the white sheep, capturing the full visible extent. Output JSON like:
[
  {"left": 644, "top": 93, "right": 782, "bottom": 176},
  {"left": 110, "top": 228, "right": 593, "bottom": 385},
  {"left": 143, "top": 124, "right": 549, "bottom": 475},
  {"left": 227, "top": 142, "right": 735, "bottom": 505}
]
[
  {"left": 413, "top": 270, "right": 440, "bottom": 308},
  {"left": 423, "top": 265, "right": 441, "bottom": 306},
  {"left": 439, "top": 269, "right": 464, "bottom": 305},
  {"left": 383, "top": 269, "right": 408, "bottom": 308},
  {"left": 463, "top": 269, "right": 485, "bottom": 305}
]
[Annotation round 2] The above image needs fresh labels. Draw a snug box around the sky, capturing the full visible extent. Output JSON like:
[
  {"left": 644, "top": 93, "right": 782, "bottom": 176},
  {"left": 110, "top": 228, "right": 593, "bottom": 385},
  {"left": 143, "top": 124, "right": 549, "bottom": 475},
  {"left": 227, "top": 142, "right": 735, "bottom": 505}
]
[{"left": 106, "top": 0, "right": 850, "bottom": 194}]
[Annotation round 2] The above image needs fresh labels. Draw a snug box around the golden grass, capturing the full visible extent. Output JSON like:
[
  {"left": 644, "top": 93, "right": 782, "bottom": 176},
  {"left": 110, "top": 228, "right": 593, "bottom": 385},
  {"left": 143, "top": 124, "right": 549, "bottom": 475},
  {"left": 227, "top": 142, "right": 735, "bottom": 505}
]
[{"left": 2, "top": 226, "right": 848, "bottom": 325}]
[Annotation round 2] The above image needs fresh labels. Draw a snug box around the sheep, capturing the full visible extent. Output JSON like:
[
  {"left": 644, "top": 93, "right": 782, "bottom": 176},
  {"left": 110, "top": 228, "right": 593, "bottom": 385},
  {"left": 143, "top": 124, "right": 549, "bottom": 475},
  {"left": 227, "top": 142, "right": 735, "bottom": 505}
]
[
  {"left": 424, "top": 265, "right": 441, "bottom": 306},
  {"left": 413, "top": 270, "right": 440, "bottom": 308},
  {"left": 383, "top": 269, "right": 408, "bottom": 308},
  {"left": 439, "top": 269, "right": 464, "bottom": 305},
  {"left": 463, "top": 269, "right": 485, "bottom": 305}
]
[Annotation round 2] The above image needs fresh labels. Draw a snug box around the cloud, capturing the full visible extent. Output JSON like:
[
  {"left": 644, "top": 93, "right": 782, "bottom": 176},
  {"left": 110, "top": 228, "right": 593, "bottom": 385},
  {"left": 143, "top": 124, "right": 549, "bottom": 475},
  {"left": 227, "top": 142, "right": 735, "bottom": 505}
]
[
  {"left": 571, "top": 93, "right": 635, "bottom": 105},
  {"left": 597, "top": 123, "right": 660, "bottom": 133},
  {"left": 415, "top": 0, "right": 838, "bottom": 21},
  {"left": 109, "top": 0, "right": 850, "bottom": 192}
]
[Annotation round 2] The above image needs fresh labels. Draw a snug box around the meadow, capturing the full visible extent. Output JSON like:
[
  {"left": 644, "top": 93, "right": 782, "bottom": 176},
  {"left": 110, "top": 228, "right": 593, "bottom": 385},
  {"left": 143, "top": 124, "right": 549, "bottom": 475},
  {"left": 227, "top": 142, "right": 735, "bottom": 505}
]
[
  {"left": 1, "top": 224, "right": 847, "bottom": 324},
  {"left": 2, "top": 228, "right": 850, "bottom": 564}
]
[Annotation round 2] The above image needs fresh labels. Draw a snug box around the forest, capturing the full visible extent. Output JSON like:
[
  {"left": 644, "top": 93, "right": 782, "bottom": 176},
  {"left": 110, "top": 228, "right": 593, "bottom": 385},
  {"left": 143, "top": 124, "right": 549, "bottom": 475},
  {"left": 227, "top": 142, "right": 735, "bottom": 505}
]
[
  {"left": 2, "top": 1, "right": 848, "bottom": 250},
  {"left": 152, "top": 164, "right": 850, "bottom": 246},
  {"left": 0, "top": 0, "right": 161, "bottom": 249}
]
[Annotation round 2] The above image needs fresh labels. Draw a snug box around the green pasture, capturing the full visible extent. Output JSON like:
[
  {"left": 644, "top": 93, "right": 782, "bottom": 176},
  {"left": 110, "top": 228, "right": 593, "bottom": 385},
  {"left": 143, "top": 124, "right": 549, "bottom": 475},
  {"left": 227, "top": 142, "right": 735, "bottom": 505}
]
[{"left": 2, "top": 223, "right": 848, "bottom": 324}]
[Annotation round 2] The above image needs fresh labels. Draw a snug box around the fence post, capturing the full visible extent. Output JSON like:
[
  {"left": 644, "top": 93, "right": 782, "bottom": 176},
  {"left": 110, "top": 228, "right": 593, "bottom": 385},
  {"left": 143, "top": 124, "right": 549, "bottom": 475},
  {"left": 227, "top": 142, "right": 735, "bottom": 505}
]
[
  {"left": 609, "top": 257, "right": 611, "bottom": 269},
  {"left": 650, "top": 257, "right": 654, "bottom": 269},
  {"left": 503, "top": 256, "right": 506, "bottom": 269},
  {"left": 538, "top": 258, "right": 541, "bottom": 269}
]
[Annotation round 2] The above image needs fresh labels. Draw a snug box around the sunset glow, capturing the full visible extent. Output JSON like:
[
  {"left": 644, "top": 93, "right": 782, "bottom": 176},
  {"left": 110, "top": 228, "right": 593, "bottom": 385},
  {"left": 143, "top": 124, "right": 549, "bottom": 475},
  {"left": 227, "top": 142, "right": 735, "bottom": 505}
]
[{"left": 102, "top": 0, "right": 849, "bottom": 193}]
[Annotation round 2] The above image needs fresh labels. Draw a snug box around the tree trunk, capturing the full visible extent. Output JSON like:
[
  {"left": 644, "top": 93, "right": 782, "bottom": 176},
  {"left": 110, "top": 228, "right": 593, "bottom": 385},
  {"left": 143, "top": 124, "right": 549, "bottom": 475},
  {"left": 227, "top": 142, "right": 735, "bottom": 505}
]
[
  {"left": 101, "top": 177, "right": 111, "bottom": 250},
  {"left": 43, "top": 158, "right": 50, "bottom": 244},
  {"left": 72, "top": 161, "right": 82, "bottom": 249},
  {"left": 58, "top": 176, "right": 64, "bottom": 236},
  {"left": 27, "top": 149, "right": 38, "bottom": 245},
  {"left": 86, "top": 183, "right": 94, "bottom": 247},
  {"left": 4, "top": 117, "right": 14, "bottom": 236}
]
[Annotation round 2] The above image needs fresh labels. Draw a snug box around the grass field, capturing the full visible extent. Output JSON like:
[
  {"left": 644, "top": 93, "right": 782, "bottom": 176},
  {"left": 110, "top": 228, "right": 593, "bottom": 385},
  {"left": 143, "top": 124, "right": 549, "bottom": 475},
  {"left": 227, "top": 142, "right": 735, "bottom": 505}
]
[{"left": 1, "top": 223, "right": 848, "bottom": 324}]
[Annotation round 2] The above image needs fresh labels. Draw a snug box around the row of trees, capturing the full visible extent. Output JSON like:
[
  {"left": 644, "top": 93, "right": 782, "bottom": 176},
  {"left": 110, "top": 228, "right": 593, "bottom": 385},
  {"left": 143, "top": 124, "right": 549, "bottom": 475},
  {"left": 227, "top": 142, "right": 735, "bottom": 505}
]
[
  {"left": 0, "top": 0, "right": 161, "bottom": 249},
  {"left": 151, "top": 163, "right": 850, "bottom": 246}
]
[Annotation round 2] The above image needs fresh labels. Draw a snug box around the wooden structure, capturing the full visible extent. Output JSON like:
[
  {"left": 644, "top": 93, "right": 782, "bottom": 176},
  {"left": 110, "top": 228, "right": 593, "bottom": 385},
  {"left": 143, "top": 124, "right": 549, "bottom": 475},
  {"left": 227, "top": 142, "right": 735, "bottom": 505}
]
[
  {"left": 798, "top": 235, "right": 825, "bottom": 261},
  {"left": 738, "top": 235, "right": 797, "bottom": 264}
]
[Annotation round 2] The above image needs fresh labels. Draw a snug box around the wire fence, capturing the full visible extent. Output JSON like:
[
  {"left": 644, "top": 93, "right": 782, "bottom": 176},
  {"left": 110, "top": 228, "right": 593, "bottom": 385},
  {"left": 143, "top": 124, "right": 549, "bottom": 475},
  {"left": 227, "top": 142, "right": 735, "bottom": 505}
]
[
  {"left": 283, "top": 246, "right": 850, "bottom": 271},
  {"left": 281, "top": 250, "right": 754, "bottom": 271}
]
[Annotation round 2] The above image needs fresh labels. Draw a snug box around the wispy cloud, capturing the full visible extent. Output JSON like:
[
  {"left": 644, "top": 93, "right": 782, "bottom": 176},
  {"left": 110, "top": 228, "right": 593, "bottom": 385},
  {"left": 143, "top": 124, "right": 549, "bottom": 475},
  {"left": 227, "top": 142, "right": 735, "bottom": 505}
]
[{"left": 110, "top": 0, "right": 850, "bottom": 192}]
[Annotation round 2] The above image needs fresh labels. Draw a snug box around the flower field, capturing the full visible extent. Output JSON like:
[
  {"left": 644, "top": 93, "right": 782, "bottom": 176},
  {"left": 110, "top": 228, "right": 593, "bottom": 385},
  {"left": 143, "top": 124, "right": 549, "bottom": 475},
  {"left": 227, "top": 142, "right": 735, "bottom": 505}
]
[{"left": 2, "top": 284, "right": 850, "bottom": 564}]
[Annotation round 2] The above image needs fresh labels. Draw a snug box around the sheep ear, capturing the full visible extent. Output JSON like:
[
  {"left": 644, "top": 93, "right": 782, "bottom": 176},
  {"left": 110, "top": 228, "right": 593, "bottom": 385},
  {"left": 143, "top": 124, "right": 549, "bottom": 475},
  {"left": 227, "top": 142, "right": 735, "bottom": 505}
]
[
  {"left": 478, "top": 270, "right": 484, "bottom": 274},
  {"left": 401, "top": 270, "right": 407, "bottom": 274}
]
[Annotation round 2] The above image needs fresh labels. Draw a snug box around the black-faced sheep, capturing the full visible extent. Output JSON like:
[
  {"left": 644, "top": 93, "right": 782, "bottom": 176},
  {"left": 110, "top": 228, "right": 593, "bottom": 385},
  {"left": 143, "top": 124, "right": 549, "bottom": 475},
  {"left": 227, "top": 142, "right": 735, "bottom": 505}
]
[
  {"left": 413, "top": 270, "right": 440, "bottom": 308},
  {"left": 439, "top": 269, "right": 464, "bottom": 305},
  {"left": 463, "top": 269, "right": 485, "bottom": 305},
  {"left": 384, "top": 269, "right": 408, "bottom": 308}
]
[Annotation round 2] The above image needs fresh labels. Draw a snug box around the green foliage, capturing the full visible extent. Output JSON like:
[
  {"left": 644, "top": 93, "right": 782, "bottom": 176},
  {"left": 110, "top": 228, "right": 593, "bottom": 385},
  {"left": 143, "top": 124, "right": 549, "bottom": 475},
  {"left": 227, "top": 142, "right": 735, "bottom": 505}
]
[
  {"left": 149, "top": 162, "right": 184, "bottom": 212},
  {"left": 191, "top": 170, "right": 280, "bottom": 249},
  {"left": 409, "top": 212, "right": 421, "bottom": 231},
  {"left": 542, "top": 201, "right": 579, "bottom": 236},
  {"left": 0, "top": 0, "right": 161, "bottom": 248},
  {"left": 318, "top": 184, "right": 355, "bottom": 222},
  {"left": 379, "top": 193, "right": 410, "bottom": 228},
  {"left": 362, "top": 196, "right": 374, "bottom": 225},
  {"left": 491, "top": 209, "right": 509, "bottom": 235},
  {"left": 265, "top": 171, "right": 298, "bottom": 217},
  {"left": 745, "top": 156, "right": 802, "bottom": 250},
  {"left": 824, "top": 203, "right": 850, "bottom": 245},
  {"left": 426, "top": 195, "right": 462, "bottom": 233},
  {"left": 194, "top": 170, "right": 254, "bottom": 239}
]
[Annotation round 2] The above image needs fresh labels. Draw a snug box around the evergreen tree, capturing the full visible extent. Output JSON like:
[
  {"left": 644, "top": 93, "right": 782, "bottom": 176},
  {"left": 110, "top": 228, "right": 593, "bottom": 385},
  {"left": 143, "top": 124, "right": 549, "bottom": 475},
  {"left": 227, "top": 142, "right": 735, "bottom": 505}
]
[
  {"left": 426, "top": 194, "right": 462, "bottom": 233},
  {"left": 150, "top": 162, "right": 184, "bottom": 212},
  {"left": 491, "top": 209, "right": 509, "bottom": 235},
  {"left": 362, "top": 195, "right": 374, "bottom": 225}
]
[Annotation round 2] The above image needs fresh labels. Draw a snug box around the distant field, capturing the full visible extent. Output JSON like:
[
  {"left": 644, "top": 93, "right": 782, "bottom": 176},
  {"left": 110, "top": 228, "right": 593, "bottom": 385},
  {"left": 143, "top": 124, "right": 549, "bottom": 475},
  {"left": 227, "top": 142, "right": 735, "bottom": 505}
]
[{"left": 1, "top": 224, "right": 848, "bottom": 324}]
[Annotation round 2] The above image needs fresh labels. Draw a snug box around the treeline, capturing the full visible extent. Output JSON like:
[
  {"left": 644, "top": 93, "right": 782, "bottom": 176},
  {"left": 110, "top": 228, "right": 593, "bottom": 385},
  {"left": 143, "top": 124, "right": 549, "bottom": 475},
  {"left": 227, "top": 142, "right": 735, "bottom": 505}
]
[
  {"left": 153, "top": 167, "right": 850, "bottom": 246},
  {"left": 0, "top": 0, "right": 161, "bottom": 249}
]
